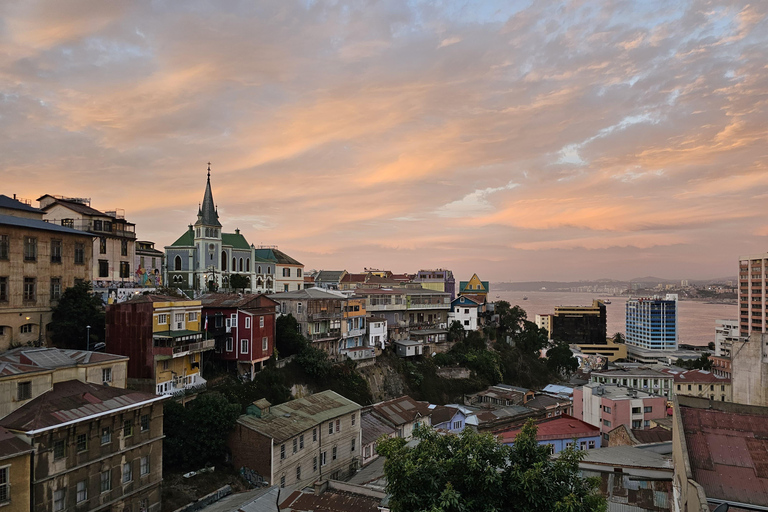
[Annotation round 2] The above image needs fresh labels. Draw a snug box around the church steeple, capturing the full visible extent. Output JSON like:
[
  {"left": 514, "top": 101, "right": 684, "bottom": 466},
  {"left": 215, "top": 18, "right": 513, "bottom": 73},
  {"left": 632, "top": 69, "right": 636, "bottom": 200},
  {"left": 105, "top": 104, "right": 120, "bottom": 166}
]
[{"left": 196, "top": 162, "right": 222, "bottom": 228}]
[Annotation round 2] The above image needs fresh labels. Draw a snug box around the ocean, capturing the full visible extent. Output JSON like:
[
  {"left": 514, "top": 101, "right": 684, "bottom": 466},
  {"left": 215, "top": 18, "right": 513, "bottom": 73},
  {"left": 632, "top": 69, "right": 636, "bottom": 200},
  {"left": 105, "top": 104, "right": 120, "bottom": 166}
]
[{"left": 493, "top": 290, "right": 736, "bottom": 347}]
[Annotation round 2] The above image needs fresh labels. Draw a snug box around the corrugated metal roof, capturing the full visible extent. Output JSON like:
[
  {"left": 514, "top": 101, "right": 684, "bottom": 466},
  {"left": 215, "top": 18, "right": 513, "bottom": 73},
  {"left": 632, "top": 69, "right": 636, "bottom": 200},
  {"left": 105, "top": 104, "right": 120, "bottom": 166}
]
[{"left": 0, "top": 213, "right": 91, "bottom": 236}]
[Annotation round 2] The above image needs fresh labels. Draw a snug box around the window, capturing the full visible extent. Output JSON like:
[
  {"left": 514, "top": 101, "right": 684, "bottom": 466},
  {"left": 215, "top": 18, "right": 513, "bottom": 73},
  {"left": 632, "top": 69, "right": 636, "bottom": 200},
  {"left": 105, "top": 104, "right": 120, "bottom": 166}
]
[
  {"left": 76, "top": 433, "right": 88, "bottom": 452},
  {"left": 687, "top": 384, "right": 691, "bottom": 391},
  {"left": 74, "top": 242, "right": 85, "bottom": 264},
  {"left": 351, "top": 438, "right": 356, "bottom": 452},
  {"left": 296, "top": 465, "right": 301, "bottom": 480},
  {"left": 121, "top": 240, "right": 128, "bottom": 256},
  {"left": 603, "top": 419, "right": 611, "bottom": 427},
  {"left": 226, "top": 337, "right": 233, "bottom": 351},
  {"left": 336, "top": 419, "right": 340, "bottom": 432},
  {"left": 0, "top": 235, "right": 8, "bottom": 260},
  {"left": 53, "top": 489, "right": 65, "bottom": 512},
  {"left": 283, "top": 268, "right": 290, "bottom": 277},
  {"left": 588, "top": 440, "right": 595, "bottom": 449},
  {"left": 0, "top": 466, "right": 8, "bottom": 503},
  {"left": 51, "top": 239, "right": 62, "bottom": 263},
  {"left": 119, "top": 261, "right": 130, "bottom": 278},
  {"left": 321, "top": 452, "right": 327, "bottom": 466},
  {"left": 698, "top": 385, "right": 703, "bottom": 391},
  {"left": 101, "top": 427, "right": 111, "bottom": 445},
  {"left": 100, "top": 471, "right": 111, "bottom": 493},
  {"left": 0, "top": 277, "right": 7, "bottom": 302},
  {"left": 262, "top": 337, "right": 268, "bottom": 351},
  {"left": 280, "top": 475, "right": 285, "bottom": 488},
  {"left": 293, "top": 438, "right": 297, "bottom": 453},
  {"left": 313, "top": 428, "right": 317, "bottom": 442},
  {"left": 77, "top": 480, "right": 87, "bottom": 502},
  {"left": 602, "top": 406, "right": 611, "bottom": 413},
  {"left": 280, "top": 444, "right": 285, "bottom": 460},
  {"left": 188, "top": 312, "right": 198, "bottom": 322},
  {"left": 122, "top": 462, "right": 132, "bottom": 483},
  {"left": 332, "top": 446, "right": 337, "bottom": 461},
  {"left": 99, "top": 260, "right": 109, "bottom": 277},
  {"left": 51, "top": 277, "right": 62, "bottom": 301},
  {"left": 329, "top": 422, "right": 333, "bottom": 435},
  {"left": 284, "top": 284, "right": 288, "bottom": 292},
  {"left": 140, "top": 456, "right": 150, "bottom": 476},
  {"left": 260, "top": 316, "right": 265, "bottom": 328},
  {"left": 174, "top": 255, "right": 182, "bottom": 271},
  {"left": 632, "top": 420, "right": 642, "bottom": 428},
  {"left": 245, "top": 317, "right": 251, "bottom": 329},
  {"left": 300, "top": 434, "right": 304, "bottom": 450},
  {"left": 631, "top": 407, "right": 641, "bottom": 414},
  {"left": 99, "top": 237, "right": 107, "bottom": 254},
  {"left": 162, "top": 360, "right": 169, "bottom": 371},
  {"left": 351, "top": 413, "right": 356, "bottom": 426},
  {"left": 102, "top": 368, "right": 112, "bottom": 383},
  {"left": 313, "top": 456, "right": 318, "bottom": 472},
  {"left": 17, "top": 381, "right": 31, "bottom": 400},
  {"left": 241, "top": 339, "right": 248, "bottom": 354},
  {"left": 53, "top": 440, "right": 65, "bottom": 459},
  {"left": 20, "top": 323, "right": 33, "bottom": 334},
  {"left": 24, "top": 236, "right": 37, "bottom": 261},
  {"left": 23, "top": 277, "right": 36, "bottom": 301},
  {"left": 297, "top": 303, "right": 303, "bottom": 315},
  {"left": 158, "top": 314, "right": 167, "bottom": 324},
  {"left": 643, "top": 406, "right": 653, "bottom": 413},
  {"left": 141, "top": 414, "right": 150, "bottom": 432},
  {"left": 124, "top": 420, "right": 133, "bottom": 437}
]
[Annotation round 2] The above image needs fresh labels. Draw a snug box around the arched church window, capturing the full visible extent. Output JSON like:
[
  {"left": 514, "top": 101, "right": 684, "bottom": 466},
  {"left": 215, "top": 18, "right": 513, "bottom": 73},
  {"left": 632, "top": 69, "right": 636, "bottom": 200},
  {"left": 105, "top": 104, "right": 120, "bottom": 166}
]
[
  {"left": 174, "top": 255, "right": 182, "bottom": 271},
  {"left": 239, "top": 258, "right": 244, "bottom": 272},
  {"left": 221, "top": 251, "right": 227, "bottom": 271},
  {"left": 232, "top": 257, "right": 236, "bottom": 272},
  {"left": 246, "top": 259, "right": 250, "bottom": 272}
]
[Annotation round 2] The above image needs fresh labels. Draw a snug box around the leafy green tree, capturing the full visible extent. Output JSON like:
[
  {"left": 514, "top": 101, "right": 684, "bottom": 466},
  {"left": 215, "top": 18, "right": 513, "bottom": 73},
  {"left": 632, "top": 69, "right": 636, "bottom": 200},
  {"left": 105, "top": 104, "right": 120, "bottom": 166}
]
[
  {"left": 229, "top": 273, "right": 250, "bottom": 292},
  {"left": 378, "top": 420, "right": 606, "bottom": 512},
  {"left": 675, "top": 353, "right": 713, "bottom": 371},
  {"left": 276, "top": 314, "right": 307, "bottom": 357},
  {"left": 611, "top": 332, "right": 625, "bottom": 344},
  {"left": 50, "top": 281, "right": 105, "bottom": 349},
  {"left": 494, "top": 301, "right": 527, "bottom": 342},
  {"left": 546, "top": 340, "right": 579, "bottom": 377},
  {"left": 448, "top": 320, "right": 465, "bottom": 342},
  {"left": 163, "top": 392, "right": 241, "bottom": 470}
]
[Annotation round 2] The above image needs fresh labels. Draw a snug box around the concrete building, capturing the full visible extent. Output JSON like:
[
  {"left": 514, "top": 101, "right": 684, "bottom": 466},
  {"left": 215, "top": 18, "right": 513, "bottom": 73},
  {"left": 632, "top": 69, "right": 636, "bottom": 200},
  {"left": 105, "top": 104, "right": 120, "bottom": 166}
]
[
  {"left": 589, "top": 366, "right": 674, "bottom": 398},
  {"left": 449, "top": 295, "right": 483, "bottom": 331},
  {"left": 731, "top": 332, "right": 768, "bottom": 407},
  {"left": 37, "top": 195, "right": 135, "bottom": 289},
  {"left": 673, "top": 395, "right": 768, "bottom": 512},
  {"left": 714, "top": 318, "right": 740, "bottom": 357},
  {"left": 229, "top": 391, "right": 362, "bottom": 488},
  {"left": 256, "top": 247, "right": 304, "bottom": 293},
  {"left": 551, "top": 300, "right": 607, "bottom": 344},
  {"left": 738, "top": 253, "right": 768, "bottom": 336},
  {"left": 200, "top": 293, "right": 278, "bottom": 379},
  {"left": 661, "top": 368, "right": 731, "bottom": 402},
  {"left": 367, "top": 317, "right": 387, "bottom": 350},
  {"left": 535, "top": 314, "right": 553, "bottom": 339},
  {"left": 574, "top": 383, "right": 669, "bottom": 445},
  {"left": 105, "top": 294, "right": 214, "bottom": 395},
  {"left": 134, "top": 241, "right": 164, "bottom": 288},
  {"left": 352, "top": 289, "right": 407, "bottom": 342},
  {"left": 0, "top": 380, "right": 166, "bottom": 512},
  {"left": 412, "top": 269, "right": 455, "bottom": 300},
  {"left": 0, "top": 347, "right": 128, "bottom": 420},
  {"left": 497, "top": 415, "right": 601, "bottom": 453},
  {"left": 0, "top": 426, "right": 33, "bottom": 512},
  {"left": 625, "top": 295, "right": 678, "bottom": 351},
  {"left": 0, "top": 195, "right": 93, "bottom": 350}
]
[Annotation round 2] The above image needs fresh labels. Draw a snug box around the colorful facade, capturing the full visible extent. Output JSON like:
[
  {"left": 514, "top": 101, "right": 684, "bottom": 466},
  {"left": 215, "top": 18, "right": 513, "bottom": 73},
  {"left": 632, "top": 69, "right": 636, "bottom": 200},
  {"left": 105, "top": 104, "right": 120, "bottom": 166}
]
[{"left": 458, "top": 273, "right": 489, "bottom": 298}]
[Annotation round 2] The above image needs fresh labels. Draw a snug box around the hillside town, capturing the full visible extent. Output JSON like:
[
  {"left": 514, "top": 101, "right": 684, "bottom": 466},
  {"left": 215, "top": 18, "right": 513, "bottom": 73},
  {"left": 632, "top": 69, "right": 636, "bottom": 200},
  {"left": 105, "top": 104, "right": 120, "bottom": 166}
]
[{"left": 1, "top": 173, "right": 767, "bottom": 512}]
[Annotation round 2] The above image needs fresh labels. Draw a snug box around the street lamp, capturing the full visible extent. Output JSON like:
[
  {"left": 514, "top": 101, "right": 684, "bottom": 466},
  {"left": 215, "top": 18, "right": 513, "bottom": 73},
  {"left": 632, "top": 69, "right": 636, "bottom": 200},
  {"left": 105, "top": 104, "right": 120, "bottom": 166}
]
[{"left": 86, "top": 325, "right": 91, "bottom": 351}]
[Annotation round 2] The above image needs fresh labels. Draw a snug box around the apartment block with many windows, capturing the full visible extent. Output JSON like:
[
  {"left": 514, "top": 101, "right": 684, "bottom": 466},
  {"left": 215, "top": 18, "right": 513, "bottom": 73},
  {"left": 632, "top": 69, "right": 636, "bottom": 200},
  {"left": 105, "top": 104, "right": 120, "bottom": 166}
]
[{"left": 739, "top": 253, "right": 768, "bottom": 336}]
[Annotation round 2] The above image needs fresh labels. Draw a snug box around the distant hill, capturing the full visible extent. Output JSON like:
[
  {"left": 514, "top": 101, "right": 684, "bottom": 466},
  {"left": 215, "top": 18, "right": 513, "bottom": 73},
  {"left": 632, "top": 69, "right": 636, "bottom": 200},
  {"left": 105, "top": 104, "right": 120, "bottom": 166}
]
[{"left": 492, "top": 276, "right": 737, "bottom": 292}]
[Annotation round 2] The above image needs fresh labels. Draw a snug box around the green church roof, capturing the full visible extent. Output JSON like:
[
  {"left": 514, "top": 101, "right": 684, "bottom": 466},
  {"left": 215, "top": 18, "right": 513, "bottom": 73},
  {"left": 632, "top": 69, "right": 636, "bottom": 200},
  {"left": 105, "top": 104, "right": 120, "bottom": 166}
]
[
  {"left": 222, "top": 232, "right": 251, "bottom": 250},
  {"left": 170, "top": 228, "right": 194, "bottom": 247}
]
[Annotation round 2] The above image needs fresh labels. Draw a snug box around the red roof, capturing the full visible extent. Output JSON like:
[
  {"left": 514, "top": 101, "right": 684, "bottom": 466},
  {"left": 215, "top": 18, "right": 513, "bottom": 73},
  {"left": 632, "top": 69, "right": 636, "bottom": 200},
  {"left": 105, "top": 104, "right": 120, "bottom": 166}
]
[
  {"left": 681, "top": 403, "right": 768, "bottom": 507},
  {"left": 497, "top": 414, "right": 599, "bottom": 443}
]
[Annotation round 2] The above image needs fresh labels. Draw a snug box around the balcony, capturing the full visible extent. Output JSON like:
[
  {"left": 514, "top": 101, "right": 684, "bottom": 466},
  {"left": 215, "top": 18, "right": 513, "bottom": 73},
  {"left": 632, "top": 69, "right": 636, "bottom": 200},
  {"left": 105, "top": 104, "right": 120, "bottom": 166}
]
[
  {"left": 406, "top": 302, "right": 450, "bottom": 310},
  {"left": 307, "top": 311, "right": 342, "bottom": 321},
  {"left": 308, "top": 330, "right": 341, "bottom": 342},
  {"left": 158, "top": 376, "right": 208, "bottom": 397},
  {"left": 172, "top": 339, "right": 215, "bottom": 357}
]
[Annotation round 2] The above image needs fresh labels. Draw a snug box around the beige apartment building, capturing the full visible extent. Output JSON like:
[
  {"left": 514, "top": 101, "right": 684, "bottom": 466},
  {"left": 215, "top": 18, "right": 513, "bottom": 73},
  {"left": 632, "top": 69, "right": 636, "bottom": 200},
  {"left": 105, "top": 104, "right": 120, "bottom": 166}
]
[{"left": 738, "top": 253, "right": 768, "bottom": 336}]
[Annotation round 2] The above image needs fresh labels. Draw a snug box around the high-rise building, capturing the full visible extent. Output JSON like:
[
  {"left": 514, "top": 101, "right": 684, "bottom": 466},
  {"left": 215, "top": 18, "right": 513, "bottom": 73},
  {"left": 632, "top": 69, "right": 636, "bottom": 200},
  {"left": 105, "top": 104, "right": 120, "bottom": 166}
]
[
  {"left": 551, "top": 300, "right": 607, "bottom": 344},
  {"left": 625, "top": 295, "right": 678, "bottom": 351},
  {"left": 739, "top": 253, "right": 767, "bottom": 336},
  {"left": 715, "top": 319, "right": 740, "bottom": 357}
]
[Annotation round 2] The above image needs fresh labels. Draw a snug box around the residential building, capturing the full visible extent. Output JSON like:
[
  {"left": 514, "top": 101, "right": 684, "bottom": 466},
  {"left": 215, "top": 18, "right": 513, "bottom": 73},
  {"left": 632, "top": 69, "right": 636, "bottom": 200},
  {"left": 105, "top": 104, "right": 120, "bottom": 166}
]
[
  {"left": 134, "top": 241, "right": 164, "bottom": 288},
  {"left": 256, "top": 246, "right": 304, "bottom": 293},
  {"left": 38, "top": 194, "right": 135, "bottom": 288},
  {"left": 467, "top": 384, "right": 535, "bottom": 408},
  {"left": 625, "top": 295, "right": 678, "bottom": 351},
  {"left": 0, "top": 347, "right": 128, "bottom": 419},
  {"left": 731, "top": 332, "right": 768, "bottom": 406},
  {"left": 606, "top": 423, "right": 672, "bottom": 447},
  {"left": 551, "top": 300, "right": 607, "bottom": 344},
  {"left": 429, "top": 405, "right": 467, "bottom": 434},
  {"left": 0, "top": 195, "right": 93, "bottom": 350},
  {"left": 497, "top": 415, "right": 601, "bottom": 453},
  {"left": 714, "top": 318, "right": 740, "bottom": 357},
  {"left": 341, "top": 297, "right": 369, "bottom": 363},
  {"left": 268, "top": 288, "right": 346, "bottom": 359},
  {"left": 412, "top": 269, "right": 455, "bottom": 300},
  {"left": 0, "top": 380, "right": 166, "bottom": 512},
  {"left": 0, "top": 426, "right": 33, "bottom": 512},
  {"left": 229, "top": 391, "right": 362, "bottom": 488},
  {"left": 404, "top": 288, "right": 451, "bottom": 332},
  {"left": 738, "top": 253, "right": 768, "bottom": 336},
  {"left": 367, "top": 317, "right": 387, "bottom": 350},
  {"left": 589, "top": 366, "right": 674, "bottom": 397},
  {"left": 709, "top": 354, "right": 731, "bottom": 380},
  {"left": 449, "top": 295, "right": 483, "bottom": 331},
  {"left": 352, "top": 289, "right": 407, "bottom": 341},
  {"left": 370, "top": 396, "right": 431, "bottom": 440},
  {"left": 313, "top": 270, "right": 347, "bottom": 291},
  {"left": 200, "top": 293, "right": 278, "bottom": 379},
  {"left": 360, "top": 409, "right": 396, "bottom": 467},
  {"left": 458, "top": 273, "right": 489, "bottom": 298},
  {"left": 673, "top": 395, "right": 768, "bottom": 512},
  {"left": 578, "top": 446, "right": 673, "bottom": 511},
  {"left": 523, "top": 393, "right": 573, "bottom": 418},
  {"left": 661, "top": 368, "right": 731, "bottom": 402},
  {"left": 535, "top": 314, "right": 553, "bottom": 338},
  {"left": 473, "top": 405, "right": 538, "bottom": 432},
  {"left": 393, "top": 339, "right": 423, "bottom": 357},
  {"left": 574, "top": 383, "right": 669, "bottom": 445},
  {"left": 105, "top": 294, "right": 214, "bottom": 395}
]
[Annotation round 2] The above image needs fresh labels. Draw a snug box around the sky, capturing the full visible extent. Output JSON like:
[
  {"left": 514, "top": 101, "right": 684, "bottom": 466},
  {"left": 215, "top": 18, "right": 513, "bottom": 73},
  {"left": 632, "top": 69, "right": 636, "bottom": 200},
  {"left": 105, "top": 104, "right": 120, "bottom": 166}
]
[{"left": 2, "top": 0, "right": 767, "bottom": 283}]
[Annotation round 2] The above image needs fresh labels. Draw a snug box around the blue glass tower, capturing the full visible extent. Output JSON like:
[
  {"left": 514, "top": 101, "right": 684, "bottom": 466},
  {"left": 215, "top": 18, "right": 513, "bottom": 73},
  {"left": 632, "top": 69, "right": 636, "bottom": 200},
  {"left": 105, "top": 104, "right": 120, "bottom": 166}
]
[{"left": 625, "top": 294, "right": 678, "bottom": 350}]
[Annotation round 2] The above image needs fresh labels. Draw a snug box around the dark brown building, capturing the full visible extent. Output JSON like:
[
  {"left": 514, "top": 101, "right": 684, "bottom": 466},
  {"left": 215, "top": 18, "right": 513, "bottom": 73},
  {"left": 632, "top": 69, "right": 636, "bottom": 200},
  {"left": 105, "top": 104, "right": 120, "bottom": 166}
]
[{"left": 0, "top": 380, "right": 166, "bottom": 512}]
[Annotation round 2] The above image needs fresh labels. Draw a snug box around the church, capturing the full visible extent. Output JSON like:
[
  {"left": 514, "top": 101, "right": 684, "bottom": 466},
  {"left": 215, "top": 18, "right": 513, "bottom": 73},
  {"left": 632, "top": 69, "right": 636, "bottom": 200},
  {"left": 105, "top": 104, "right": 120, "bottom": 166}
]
[{"left": 165, "top": 166, "right": 303, "bottom": 294}]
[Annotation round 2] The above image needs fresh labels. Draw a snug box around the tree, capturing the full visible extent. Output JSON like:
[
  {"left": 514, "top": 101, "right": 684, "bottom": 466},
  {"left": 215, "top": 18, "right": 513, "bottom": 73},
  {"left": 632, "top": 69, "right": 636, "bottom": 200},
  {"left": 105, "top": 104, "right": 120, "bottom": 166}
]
[
  {"left": 707, "top": 341, "right": 715, "bottom": 351},
  {"left": 448, "top": 320, "right": 465, "bottom": 342},
  {"left": 229, "top": 273, "right": 249, "bottom": 292},
  {"left": 547, "top": 340, "right": 579, "bottom": 377},
  {"left": 378, "top": 420, "right": 606, "bottom": 512},
  {"left": 611, "top": 332, "right": 625, "bottom": 344},
  {"left": 50, "top": 281, "right": 105, "bottom": 349},
  {"left": 275, "top": 314, "right": 307, "bottom": 357},
  {"left": 676, "top": 353, "right": 713, "bottom": 371},
  {"left": 163, "top": 392, "right": 241, "bottom": 470}
]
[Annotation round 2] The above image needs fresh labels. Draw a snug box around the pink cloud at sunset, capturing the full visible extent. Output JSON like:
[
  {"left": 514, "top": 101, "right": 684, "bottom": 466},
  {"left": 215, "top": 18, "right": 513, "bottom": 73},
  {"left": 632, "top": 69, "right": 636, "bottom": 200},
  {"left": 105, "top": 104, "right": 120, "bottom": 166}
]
[{"left": 1, "top": 0, "right": 767, "bottom": 282}]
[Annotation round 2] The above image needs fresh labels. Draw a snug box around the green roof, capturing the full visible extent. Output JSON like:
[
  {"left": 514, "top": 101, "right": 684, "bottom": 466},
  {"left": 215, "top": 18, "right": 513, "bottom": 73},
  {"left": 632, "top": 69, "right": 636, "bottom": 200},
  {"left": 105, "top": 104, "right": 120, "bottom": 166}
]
[
  {"left": 170, "top": 228, "right": 194, "bottom": 247},
  {"left": 254, "top": 248, "right": 278, "bottom": 263},
  {"left": 222, "top": 232, "right": 251, "bottom": 250},
  {"left": 152, "top": 329, "right": 202, "bottom": 338}
]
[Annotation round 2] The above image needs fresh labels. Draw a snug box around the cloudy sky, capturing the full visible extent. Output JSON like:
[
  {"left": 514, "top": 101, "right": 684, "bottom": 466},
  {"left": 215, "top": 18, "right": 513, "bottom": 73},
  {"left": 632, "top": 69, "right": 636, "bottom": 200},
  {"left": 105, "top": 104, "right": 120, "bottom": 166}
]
[{"left": 2, "top": 0, "right": 767, "bottom": 282}]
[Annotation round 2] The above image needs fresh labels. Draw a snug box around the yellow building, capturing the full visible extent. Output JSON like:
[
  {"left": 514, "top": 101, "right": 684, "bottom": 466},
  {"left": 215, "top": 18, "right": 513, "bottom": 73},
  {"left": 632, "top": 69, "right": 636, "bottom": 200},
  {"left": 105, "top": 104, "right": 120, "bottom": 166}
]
[
  {"left": 0, "top": 427, "right": 33, "bottom": 512},
  {"left": 458, "top": 274, "right": 489, "bottom": 298},
  {"left": 574, "top": 339, "right": 628, "bottom": 366},
  {"left": 106, "top": 294, "right": 214, "bottom": 395}
]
